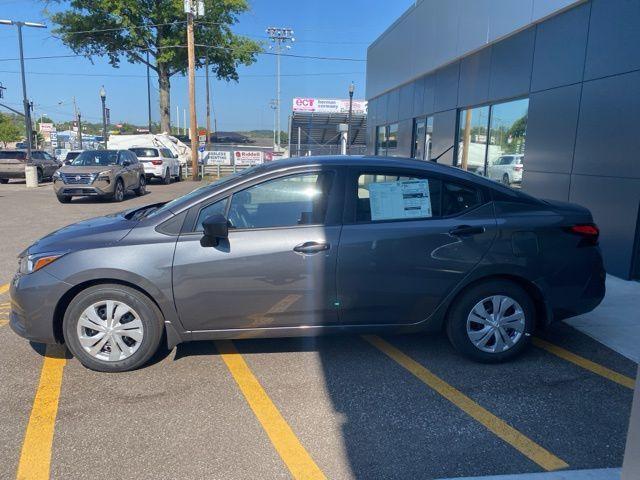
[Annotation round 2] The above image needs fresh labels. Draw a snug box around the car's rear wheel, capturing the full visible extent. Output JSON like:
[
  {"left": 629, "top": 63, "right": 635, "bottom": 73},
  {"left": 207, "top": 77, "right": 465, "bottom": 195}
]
[
  {"left": 446, "top": 279, "right": 534, "bottom": 363},
  {"left": 112, "top": 178, "right": 125, "bottom": 202},
  {"left": 134, "top": 175, "right": 146, "bottom": 196},
  {"left": 63, "top": 284, "right": 164, "bottom": 372},
  {"left": 175, "top": 166, "right": 182, "bottom": 181},
  {"left": 502, "top": 173, "right": 510, "bottom": 186},
  {"left": 56, "top": 195, "right": 71, "bottom": 203},
  {"left": 163, "top": 168, "right": 171, "bottom": 185}
]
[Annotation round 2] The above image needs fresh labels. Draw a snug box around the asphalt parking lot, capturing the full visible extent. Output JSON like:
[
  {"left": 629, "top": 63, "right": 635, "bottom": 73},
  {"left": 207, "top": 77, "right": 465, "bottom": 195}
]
[{"left": 0, "top": 179, "right": 636, "bottom": 480}]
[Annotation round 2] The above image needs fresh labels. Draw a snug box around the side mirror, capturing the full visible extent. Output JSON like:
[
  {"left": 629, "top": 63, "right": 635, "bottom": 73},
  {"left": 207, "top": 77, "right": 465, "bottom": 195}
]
[
  {"left": 201, "top": 213, "right": 229, "bottom": 247},
  {"left": 122, "top": 160, "right": 131, "bottom": 167}
]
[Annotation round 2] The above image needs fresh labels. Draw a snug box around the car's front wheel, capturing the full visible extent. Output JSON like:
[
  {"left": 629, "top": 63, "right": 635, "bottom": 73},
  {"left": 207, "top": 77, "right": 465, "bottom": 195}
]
[
  {"left": 56, "top": 195, "right": 71, "bottom": 203},
  {"left": 0, "top": 178, "right": 8, "bottom": 184},
  {"left": 112, "top": 178, "right": 125, "bottom": 202},
  {"left": 446, "top": 279, "right": 534, "bottom": 363},
  {"left": 63, "top": 284, "right": 164, "bottom": 372},
  {"left": 163, "top": 168, "right": 171, "bottom": 185}
]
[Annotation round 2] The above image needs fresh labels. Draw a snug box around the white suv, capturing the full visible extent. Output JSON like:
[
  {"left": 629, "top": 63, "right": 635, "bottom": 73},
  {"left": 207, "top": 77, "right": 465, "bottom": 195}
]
[
  {"left": 488, "top": 154, "right": 524, "bottom": 186},
  {"left": 129, "top": 147, "right": 181, "bottom": 184}
]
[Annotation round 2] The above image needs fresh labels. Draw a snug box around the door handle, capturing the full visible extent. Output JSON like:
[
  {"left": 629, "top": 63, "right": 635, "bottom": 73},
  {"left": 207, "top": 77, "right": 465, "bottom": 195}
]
[
  {"left": 449, "top": 225, "right": 485, "bottom": 236},
  {"left": 293, "top": 241, "right": 330, "bottom": 254}
]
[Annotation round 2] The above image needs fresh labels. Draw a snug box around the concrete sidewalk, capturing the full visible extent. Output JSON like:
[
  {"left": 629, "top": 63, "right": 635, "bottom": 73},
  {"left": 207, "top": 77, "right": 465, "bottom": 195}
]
[
  {"left": 566, "top": 275, "right": 640, "bottom": 364},
  {"left": 438, "top": 468, "right": 620, "bottom": 480}
]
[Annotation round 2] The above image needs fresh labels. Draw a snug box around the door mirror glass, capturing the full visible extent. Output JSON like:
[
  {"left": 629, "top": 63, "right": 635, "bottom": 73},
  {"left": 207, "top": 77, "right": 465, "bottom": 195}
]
[
  {"left": 201, "top": 213, "right": 229, "bottom": 246},
  {"left": 122, "top": 160, "right": 131, "bottom": 167}
]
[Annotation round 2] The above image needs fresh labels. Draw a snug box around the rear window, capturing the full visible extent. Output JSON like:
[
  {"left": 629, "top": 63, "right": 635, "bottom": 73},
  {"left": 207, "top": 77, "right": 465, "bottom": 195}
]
[
  {"left": 66, "top": 152, "right": 81, "bottom": 160},
  {"left": 0, "top": 151, "right": 26, "bottom": 160},
  {"left": 129, "top": 148, "right": 159, "bottom": 158}
]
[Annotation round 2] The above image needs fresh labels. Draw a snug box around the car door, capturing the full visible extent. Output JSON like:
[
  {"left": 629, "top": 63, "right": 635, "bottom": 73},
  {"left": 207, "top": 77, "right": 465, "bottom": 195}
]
[
  {"left": 161, "top": 148, "right": 177, "bottom": 176},
  {"left": 336, "top": 167, "right": 497, "bottom": 326},
  {"left": 42, "top": 152, "right": 58, "bottom": 177},
  {"left": 118, "top": 151, "right": 135, "bottom": 188},
  {"left": 172, "top": 168, "right": 344, "bottom": 331}
]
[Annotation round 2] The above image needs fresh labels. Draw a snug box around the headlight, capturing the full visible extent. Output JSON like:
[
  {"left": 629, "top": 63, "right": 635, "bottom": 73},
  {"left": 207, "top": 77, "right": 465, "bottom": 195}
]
[
  {"left": 94, "top": 171, "right": 111, "bottom": 183},
  {"left": 18, "top": 252, "right": 66, "bottom": 274},
  {"left": 53, "top": 171, "right": 61, "bottom": 180}
]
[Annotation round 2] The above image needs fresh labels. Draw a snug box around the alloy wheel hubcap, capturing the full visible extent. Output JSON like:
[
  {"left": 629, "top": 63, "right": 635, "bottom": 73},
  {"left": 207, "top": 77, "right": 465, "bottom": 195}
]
[
  {"left": 76, "top": 300, "right": 144, "bottom": 361},
  {"left": 466, "top": 295, "right": 525, "bottom": 353}
]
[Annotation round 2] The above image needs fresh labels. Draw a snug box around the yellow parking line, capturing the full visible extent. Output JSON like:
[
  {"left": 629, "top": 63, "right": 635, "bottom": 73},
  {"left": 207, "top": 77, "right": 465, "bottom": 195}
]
[
  {"left": 215, "top": 340, "right": 326, "bottom": 480},
  {"left": 0, "top": 283, "right": 9, "bottom": 295},
  {"left": 16, "top": 345, "right": 67, "bottom": 480},
  {"left": 363, "top": 335, "right": 569, "bottom": 472},
  {"left": 532, "top": 337, "right": 635, "bottom": 390}
]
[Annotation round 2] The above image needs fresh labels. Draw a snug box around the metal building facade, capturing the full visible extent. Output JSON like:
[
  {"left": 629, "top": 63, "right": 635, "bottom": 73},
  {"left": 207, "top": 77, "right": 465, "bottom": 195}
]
[{"left": 366, "top": 0, "right": 640, "bottom": 280}]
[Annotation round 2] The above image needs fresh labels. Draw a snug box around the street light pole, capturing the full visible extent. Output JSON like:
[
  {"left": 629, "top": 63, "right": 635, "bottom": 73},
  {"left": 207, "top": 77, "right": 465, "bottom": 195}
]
[
  {"left": 99, "top": 86, "right": 107, "bottom": 148},
  {"left": 266, "top": 27, "right": 294, "bottom": 153},
  {"left": 146, "top": 50, "right": 152, "bottom": 133},
  {"left": 0, "top": 19, "right": 46, "bottom": 161},
  {"left": 347, "top": 82, "right": 354, "bottom": 155}
]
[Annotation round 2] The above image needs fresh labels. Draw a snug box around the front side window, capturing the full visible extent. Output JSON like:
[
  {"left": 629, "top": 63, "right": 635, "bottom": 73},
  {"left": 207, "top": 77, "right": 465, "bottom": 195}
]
[
  {"left": 356, "top": 173, "right": 441, "bottom": 222},
  {"left": 441, "top": 182, "right": 484, "bottom": 216},
  {"left": 195, "top": 198, "right": 228, "bottom": 231},
  {"left": 227, "top": 172, "right": 334, "bottom": 229}
]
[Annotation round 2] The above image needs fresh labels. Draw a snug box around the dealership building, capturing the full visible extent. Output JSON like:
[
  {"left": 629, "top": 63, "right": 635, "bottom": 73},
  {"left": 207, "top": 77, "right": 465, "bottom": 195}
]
[{"left": 365, "top": 0, "right": 640, "bottom": 280}]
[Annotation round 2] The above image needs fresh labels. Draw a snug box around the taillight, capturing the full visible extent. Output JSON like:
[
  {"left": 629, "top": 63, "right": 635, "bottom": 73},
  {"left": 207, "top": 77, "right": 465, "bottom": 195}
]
[
  {"left": 151, "top": 160, "right": 163, "bottom": 165},
  {"left": 514, "top": 164, "right": 523, "bottom": 171},
  {"left": 567, "top": 224, "right": 599, "bottom": 246}
]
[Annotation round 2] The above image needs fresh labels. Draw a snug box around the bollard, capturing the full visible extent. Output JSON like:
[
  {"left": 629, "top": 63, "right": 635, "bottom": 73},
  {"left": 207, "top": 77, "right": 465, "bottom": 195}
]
[{"left": 25, "top": 165, "right": 38, "bottom": 188}]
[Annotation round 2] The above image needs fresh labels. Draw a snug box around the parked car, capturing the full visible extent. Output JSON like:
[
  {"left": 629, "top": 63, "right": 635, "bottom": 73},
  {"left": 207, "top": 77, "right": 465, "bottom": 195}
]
[
  {"left": 0, "top": 149, "right": 60, "bottom": 184},
  {"left": 488, "top": 154, "right": 524, "bottom": 186},
  {"left": 10, "top": 156, "right": 605, "bottom": 372},
  {"left": 129, "top": 147, "right": 181, "bottom": 184},
  {"left": 52, "top": 149, "right": 146, "bottom": 203}
]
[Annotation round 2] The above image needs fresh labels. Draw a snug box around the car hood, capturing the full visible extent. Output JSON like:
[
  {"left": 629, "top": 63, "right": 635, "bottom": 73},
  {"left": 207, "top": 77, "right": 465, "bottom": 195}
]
[
  {"left": 58, "top": 165, "right": 118, "bottom": 174},
  {"left": 27, "top": 211, "right": 137, "bottom": 256}
]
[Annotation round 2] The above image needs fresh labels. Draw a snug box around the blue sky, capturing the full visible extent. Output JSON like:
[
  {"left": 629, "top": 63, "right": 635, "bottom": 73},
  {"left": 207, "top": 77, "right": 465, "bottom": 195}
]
[{"left": 0, "top": 0, "right": 413, "bottom": 131}]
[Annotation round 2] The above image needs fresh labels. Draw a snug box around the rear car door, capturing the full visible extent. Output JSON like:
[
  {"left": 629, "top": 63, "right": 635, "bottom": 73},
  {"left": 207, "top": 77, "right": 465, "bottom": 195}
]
[
  {"left": 172, "top": 167, "right": 344, "bottom": 331},
  {"left": 161, "top": 148, "right": 177, "bottom": 176},
  {"left": 336, "top": 167, "right": 497, "bottom": 326}
]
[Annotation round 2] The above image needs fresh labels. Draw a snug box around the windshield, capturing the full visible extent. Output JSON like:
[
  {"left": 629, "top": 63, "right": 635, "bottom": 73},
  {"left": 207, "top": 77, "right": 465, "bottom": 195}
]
[
  {"left": 147, "top": 165, "right": 264, "bottom": 218},
  {"left": 71, "top": 151, "right": 118, "bottom": 166},
  {"left": 66, "top": 152, "right": 82, "bottom": 160},
  {"left": 129, "top": 148, "right": 159, "bottom": 158}
]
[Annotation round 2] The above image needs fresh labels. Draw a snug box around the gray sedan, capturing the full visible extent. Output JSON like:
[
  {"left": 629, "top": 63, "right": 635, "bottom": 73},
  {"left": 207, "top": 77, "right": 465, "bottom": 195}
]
[{"left": 9, "top": 156, "right": 605, "bottom": 372}]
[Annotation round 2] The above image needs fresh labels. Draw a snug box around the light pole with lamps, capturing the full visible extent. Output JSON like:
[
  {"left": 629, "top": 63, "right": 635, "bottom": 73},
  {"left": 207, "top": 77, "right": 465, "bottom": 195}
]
[
  {"left": 347, "top": 82, "right": 355, "bottom": 155},
  {"left": 99, "top": 86, "right": 107, "bottom": 148},
  {"left": 0, "top": 19, "right": 46, "bottom": 162}
]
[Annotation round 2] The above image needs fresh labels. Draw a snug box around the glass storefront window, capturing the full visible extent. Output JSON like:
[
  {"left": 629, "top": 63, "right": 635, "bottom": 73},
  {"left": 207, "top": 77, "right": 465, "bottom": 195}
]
[
  {"left": 387, "top": 123, "right": 399, "bottom": 156},
  {"left": 457, "top": 106, "right": 489, "bottom": 176},
  {"left": 456, "top": 99, "right": 529, "bottom": 189},
  {"left": 486, "top": 98, "right": 528, "bottom": 188},
  {"left": 376, "top": 125, "right": 387, "bottom": 155},
  {"left": 411, "top": 116, "right": 433, "bottom": 160}
]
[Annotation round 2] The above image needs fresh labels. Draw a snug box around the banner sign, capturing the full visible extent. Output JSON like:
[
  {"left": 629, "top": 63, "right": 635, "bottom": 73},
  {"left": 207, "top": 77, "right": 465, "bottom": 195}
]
[
  {"left": 292, "top": 97, "right": 367, "bottom": 115},
  {"left": 234, "top": 150, "right": 263, "bottom": 165},
  {"left": 205, "top": 150, "right": 232, "bottom": 165}
]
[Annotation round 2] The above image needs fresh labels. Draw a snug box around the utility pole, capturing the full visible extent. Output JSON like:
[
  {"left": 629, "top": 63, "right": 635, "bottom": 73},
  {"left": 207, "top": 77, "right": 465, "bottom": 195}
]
[
  {"left": 176, "top": 105, "right": 179, "bottom": 135},
  {"left": 146, "top": 50, "right": 152, "bottom": 133},
  {"left": 347, "top": 82, "right": 355, "bottom": 155},
  {"left": 185, "top": 0, "right": 200, "bottom": 180},
  {"left": 205, "top": 56, "right": 211, "bottom": 147},
  {"left": 266, "top": 27, "right": 294, "bottom": 153},
  {"left": 73, "top": 96, "right": 82, "bottom": 149},
  {"left": 99, "top": 86, "right": 107, "bottom": 148},
  {"left": 0, "top": 19, "right": 46, "bottom": 162},
  {"left": 269, "top": 99, "right": 277, "bottom": 149}
]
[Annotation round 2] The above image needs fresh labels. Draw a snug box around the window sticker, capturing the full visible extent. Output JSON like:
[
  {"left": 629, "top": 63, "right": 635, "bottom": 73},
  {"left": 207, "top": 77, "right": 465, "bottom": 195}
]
[{"left": 369, "top": 179, "right": 432, "bottom": 221}]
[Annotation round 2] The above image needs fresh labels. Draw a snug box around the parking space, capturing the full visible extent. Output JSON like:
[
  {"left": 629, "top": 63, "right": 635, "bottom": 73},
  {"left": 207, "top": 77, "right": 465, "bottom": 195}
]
[{"left": 0, "top": 180, "right": 636, "bottom": 479}]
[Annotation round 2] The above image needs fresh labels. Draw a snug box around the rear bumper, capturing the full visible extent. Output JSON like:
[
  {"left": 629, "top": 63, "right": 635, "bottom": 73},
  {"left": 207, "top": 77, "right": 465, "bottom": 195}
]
[{"left": 9, "top": 270, "right": 72, "bottom": 344}]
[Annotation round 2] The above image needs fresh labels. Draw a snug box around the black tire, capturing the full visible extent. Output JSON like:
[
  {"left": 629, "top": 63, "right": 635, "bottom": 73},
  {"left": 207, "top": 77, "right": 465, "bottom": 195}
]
[
  {"left": 446, "top": 279, "right": 535, "bottom": 363},
  {"left": 57, "top": 195, "right": 72, "bottom": 203},
  {"left": 112, "top": 178, "right": 125, "bottom": 202},
  {"left": 162, "top": 168, "right": 171, "bottom": 185},
  {"left": 175, "top": 167, "right": 182, "bottom": 182},
  {"left": 62, "top": 284, "right": 164, "bottom": 372},
  {"left": 502, "top": 173, "right": 510, "bottom": 186},
  {"left": 37, "top": 168, "right": 43, "bottom": 184},
  {"left": 0, "top": 178, "right": 8, "bottom": 184},
  {"left": 134, "top": 175, "right": 146, "bottom": 196}
]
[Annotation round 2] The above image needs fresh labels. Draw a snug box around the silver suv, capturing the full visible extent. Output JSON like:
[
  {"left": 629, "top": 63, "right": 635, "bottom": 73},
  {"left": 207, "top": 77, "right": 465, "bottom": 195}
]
[{"left": 52, "top": 150, "right": 146, "bottom": 203}]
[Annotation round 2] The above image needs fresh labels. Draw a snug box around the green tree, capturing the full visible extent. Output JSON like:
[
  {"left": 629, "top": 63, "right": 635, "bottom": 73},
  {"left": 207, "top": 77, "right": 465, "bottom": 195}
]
[
  {"left": 47, "top": 0, "right": 262, "bottom": 133},
  {"left": 0, "top": 113, "right": 22, "bottom": 148}
]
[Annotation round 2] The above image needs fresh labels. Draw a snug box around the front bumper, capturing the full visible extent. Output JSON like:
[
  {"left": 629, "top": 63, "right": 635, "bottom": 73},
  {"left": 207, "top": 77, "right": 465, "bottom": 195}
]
[
  {"left": 53, "top": 178, "right": 114, "bottom": 197},
  {"left": 9, "top": 270, "right": 72, "bottom": 344}
]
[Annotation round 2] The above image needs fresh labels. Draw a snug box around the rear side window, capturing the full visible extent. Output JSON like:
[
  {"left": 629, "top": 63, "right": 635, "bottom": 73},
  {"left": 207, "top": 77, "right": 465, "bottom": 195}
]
[
  {"left": 0, "top": 151, "right": 26, "bottom": 160},
  {"left": 441, "top": 182, "right": 484, "bottom": 216},
  {"left": 160, "top": 148, "right": 173, "bottom": 158},
  {"left": 356, "top": 173, "right": 441, "bottom": 222}
]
